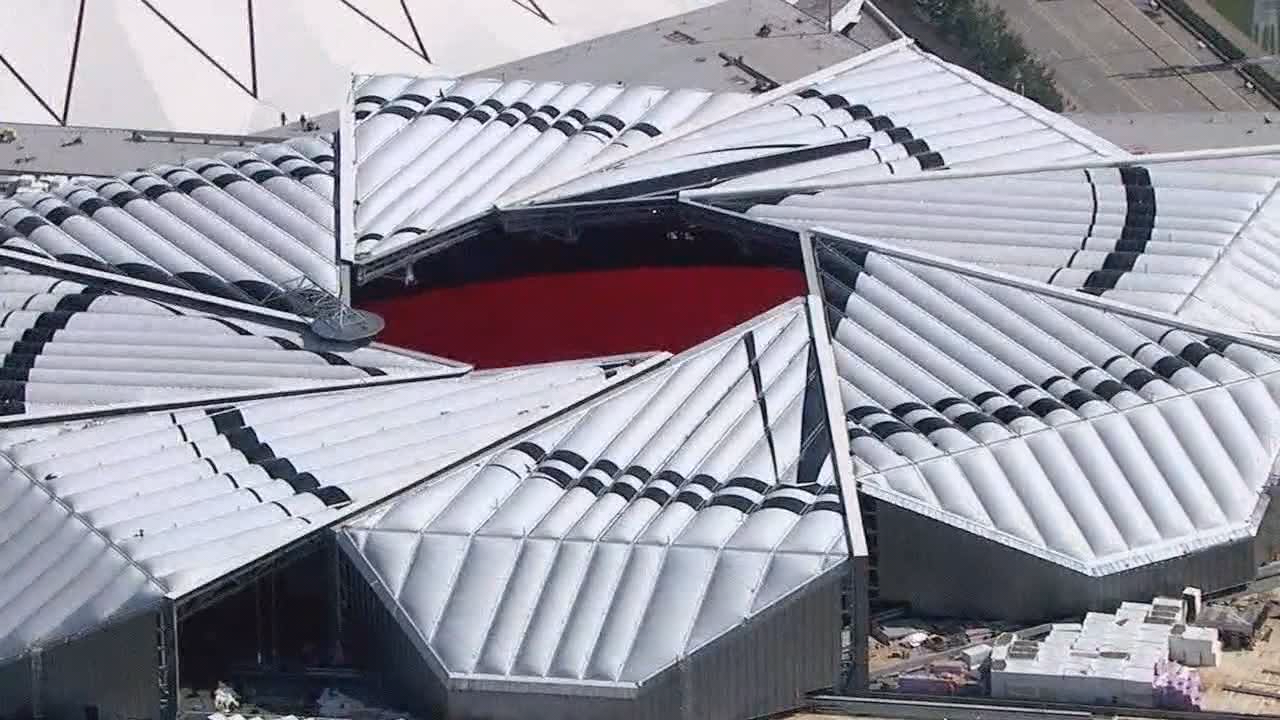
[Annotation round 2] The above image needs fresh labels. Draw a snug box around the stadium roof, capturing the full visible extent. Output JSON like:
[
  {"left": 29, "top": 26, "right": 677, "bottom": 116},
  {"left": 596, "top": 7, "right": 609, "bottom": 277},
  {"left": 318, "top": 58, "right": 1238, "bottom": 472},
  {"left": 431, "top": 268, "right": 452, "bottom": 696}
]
[
  {"left": 527, "top": 41, "right": 1123, "bottom": 202},
  {"left": 339, "top": 297, "right": 859, "bottom": 692},
  {"left": 1, "top": 137, "right": 341, "bottom": 305},
  {"left": 350, "top": 75, "right": 753, "bottom": 257},
  {"left": 4, "top": 4, "right": 1280, "bottom": 688},
  {"left": 347, "top": 40, "right": 1124, "bottom": 263},
  {"left": 0, "top": 347, "right": 637, "bottom": 663},
  {"left": 0, "top": 0, "right": 739, "bottom": 133},
  {"left": 807, "top": 231, "right": 1280, "bottom": 575},
  {"left": 0, "top": 263, "right": 457, "bottom": 423},
  {"left": 723, "top": 147, "right": 1280, "bottom": 335}
]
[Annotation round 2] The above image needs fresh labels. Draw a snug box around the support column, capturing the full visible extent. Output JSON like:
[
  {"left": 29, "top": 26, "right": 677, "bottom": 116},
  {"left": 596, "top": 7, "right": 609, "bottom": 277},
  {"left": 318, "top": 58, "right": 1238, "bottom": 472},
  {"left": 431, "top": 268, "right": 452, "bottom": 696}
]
[
  {"left": 30, "top": 647, "right": 42, "bottom": 720},
  {"left": 157, "top": 605, "right": 180, "bottom": 720}
]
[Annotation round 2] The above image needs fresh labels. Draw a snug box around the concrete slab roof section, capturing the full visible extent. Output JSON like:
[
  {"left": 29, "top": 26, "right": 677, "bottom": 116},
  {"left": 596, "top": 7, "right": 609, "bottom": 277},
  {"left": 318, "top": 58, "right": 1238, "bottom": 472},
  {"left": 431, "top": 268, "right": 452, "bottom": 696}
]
[
  {"left": 806, "top": 230, "right": 1280, "bottom": 576},
  {"left": 0, "top": 0, "right": 735, "bottom": 133},
  {"left": 476, "top": 0, "right": 889, "bottom": 92},
  {"left": 0, "top": 123, "right": 317, "bottom": 179},
  {"left": 0, "top": 354, "right": 639, "bottom": 665},
  {"left": 0, "top": 262, "right": 461, "bottom": 424},
  {"left": 730, "top": 146, "right": 1280, "bottom": 334},
  {"left": 525, "top": 41, "right": 1126, "bottom": 204},
  {"left": 339, "top": 297, "right": 861, "bottom": 694},
  {"left": 0, "top": 136, "right": 341, "bottom": 305},
  {"left": 1070, "top": 113, "right": 1280, "bottom": 154}
]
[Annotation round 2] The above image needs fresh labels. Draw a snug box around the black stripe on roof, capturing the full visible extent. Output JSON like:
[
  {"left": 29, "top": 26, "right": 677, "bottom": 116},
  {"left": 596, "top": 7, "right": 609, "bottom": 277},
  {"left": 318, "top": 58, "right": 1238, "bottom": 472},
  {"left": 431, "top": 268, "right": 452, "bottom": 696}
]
[
  {"left": 1153, "top": 355, "right": 1192, "bottom": 379},
  {"left": 44, "top": 206, "right": 77, "bottom": 225},
  {"left": 1061, "top": 389, "right": 1099, "bottom": 409},
  {"left": 639, "top": 486, "right": 671, "bottom": 504},
  {"left": 512, "top": 441, "right": 546, "bottom": 462},
  {"left": 142, "top": 183, "right": 175, "bottom": 199},
  {"left": 1122, "top": 368, "right": 1159, "bottom": 390},
  {"left": 380, "top": 105, "right": 418, "bottom": 120},
  {"left": 630, "top": 122, "right": 661, "bottom": 137},
  {"left": 1029, "top": 397, "right": 1069, "bottom": 417},
  {"left": 709, "top": 493, "right": 755, "bottom": 512},
  {"left": 308, "top": 486, "right": 352, "bottom": 507},
  {"left": 1093, "top": 379, "right": 1127, "bottom": 399},
  {"left": 547, "top": 449, "right": 588, "bottom": 470},
  {"left": 891, "top": 401, "right": 929, "bottom": 417},
  {"left": 674, "top": 490, "right": 707, "bottom": 509},
  {"left": 0, "top": 380, "right": 24, "bottom": 402},
  {"left": 608, "top": 481, "right": 638, "bottom": 501},
  {"left": 13, "top": 216, "right": 47, "bottom": 235},
  {"left": 726, "top": 476, "right": 768, "bottom": 493},
  {"left": 760, "top": 495, "right": 808, "bottom": 514},
  {"left": 1179, "top": 343, "right": 1215, "bottom": 366},
  {"left": 540, "top": 465, "right": 573, "bottom": 488},
  {"left": 624, "top": 465, "right": 652, "bottom": 482},
  {"left": 913, "top": 416, "right": 951, "bottom": 435},
  {"left": 589, "top": 458, "right": 618, "bottom": 476}
]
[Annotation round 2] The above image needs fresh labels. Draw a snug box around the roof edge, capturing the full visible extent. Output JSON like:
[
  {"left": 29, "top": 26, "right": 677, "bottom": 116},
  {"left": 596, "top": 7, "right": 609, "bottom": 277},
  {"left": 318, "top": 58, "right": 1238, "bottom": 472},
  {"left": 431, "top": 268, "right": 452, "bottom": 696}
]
[
  {"left": 809, "top": 226, "right": 1280, "bottom": 357},
  {"left": 681, "top": 143, "right": 1280, "bottom": 203},
  {"left": 500, "top": 38, "right": 917, "bottom": 207}
]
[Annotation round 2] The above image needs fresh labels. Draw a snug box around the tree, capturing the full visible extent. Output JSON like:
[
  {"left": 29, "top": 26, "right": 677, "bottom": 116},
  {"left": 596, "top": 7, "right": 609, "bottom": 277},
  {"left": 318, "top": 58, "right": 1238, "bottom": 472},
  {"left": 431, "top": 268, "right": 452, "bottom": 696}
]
[{"left": 913, "top": 0, "right": 1066, "bottom": 111}]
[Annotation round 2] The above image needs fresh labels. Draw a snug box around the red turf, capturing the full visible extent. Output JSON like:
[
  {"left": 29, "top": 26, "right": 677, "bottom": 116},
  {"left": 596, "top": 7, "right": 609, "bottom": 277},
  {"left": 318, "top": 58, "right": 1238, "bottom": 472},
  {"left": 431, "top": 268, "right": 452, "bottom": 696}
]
[{"left": 361, "top": 266, "right": 806, "bottom": 368}]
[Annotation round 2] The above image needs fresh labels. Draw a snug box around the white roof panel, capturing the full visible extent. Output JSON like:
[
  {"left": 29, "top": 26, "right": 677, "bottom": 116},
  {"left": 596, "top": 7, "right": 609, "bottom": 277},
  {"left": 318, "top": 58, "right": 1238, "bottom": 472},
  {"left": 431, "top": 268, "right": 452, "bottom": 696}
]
[
  {"left": 745, "top": 150, "right": 1280, "bottom": 334},
  {"left": 340, "top": 299, "right": 855, "bottom": 692},
  {"left": 2, "top": 137, "right": 342, "bottom": 303},
  {"left": 0, "top": 264, "right": 456, "bottom": 422},
  {"left": 812, "top": 234, "right": 1280, "bottom": 574},
  {"left": 0, "top": 358, "right": 622, "bottom": 663},
  {"left": 530, "top": 42, "right": 1124, "bottom": 203},
  {"left": 350, "top": 74, "right": 752, "bottom": 258}
]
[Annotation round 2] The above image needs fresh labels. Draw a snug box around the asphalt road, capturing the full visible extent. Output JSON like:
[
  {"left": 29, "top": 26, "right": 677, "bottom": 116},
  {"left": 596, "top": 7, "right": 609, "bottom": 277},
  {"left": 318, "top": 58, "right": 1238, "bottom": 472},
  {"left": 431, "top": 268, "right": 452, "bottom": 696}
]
[{"left": 988, "top": 0, "right": 1271, "bottom": 112}]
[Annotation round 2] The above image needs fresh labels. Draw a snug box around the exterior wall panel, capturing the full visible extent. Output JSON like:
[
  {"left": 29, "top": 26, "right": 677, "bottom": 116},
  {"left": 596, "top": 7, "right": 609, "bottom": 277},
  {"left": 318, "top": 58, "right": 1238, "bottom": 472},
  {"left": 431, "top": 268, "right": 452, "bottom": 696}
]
[
  {"left": 344, "top": 550, "right": 847, "bottom": 720},
  {"left": 1256, "top": 491, "right": 1280, "bottom": 566},
  {"left": 0, "top": 655, "right": 32, "bottom": 718},
  {"left": 38, "top": 612, "right": 162, "bottom": 720},
  {"left": 877, "top": 502, "right": 1259, "bottom": 621},
  {"left": 340, "top": 553, "right": 447, "bottom": 717},
  {"left": 685, "top": 565, "right": 843, "bottom": 720}
]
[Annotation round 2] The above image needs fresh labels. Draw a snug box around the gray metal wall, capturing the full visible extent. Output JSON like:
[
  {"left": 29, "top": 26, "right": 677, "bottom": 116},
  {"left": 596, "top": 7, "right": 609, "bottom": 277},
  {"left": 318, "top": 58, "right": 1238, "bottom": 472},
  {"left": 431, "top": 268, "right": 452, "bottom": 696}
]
[
  {"left": 876, "top": 502, "right": 1259, "bottom": 621},
  {"left": 340, "top": 552, "right": 448, "bottom": 716},
  {"left": 1254, "top": 490, "right": 1280, "bottom": 567},
  {"left": 0, "top": 654, "right": 32, "bottom": 719},
  {"left": 39, "top": 612, "right": 163, "bottom": 720},
  {"left": 343, "top": 551, "right": 848, "bottom": 720},
  {"left": 0, "top": 613, "right": 162, "bottom": 720}
]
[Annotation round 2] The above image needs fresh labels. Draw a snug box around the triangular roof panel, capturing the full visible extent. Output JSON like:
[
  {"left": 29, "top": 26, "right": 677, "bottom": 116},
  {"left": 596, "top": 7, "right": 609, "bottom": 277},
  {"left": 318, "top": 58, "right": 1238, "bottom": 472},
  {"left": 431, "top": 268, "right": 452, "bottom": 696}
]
[
  {"left": 1, "top": 137, "right": 341, "bottom": 305},
  {"left": 740, "top": 148, "right": 1280, "bottom": 334},
  {"left": 809, "top": 231, "right": 1280, "bottom": 575},
  {"left": 349, "top": 73, "right": 751, "bottom": 258},
  {"left": 523, "top": 42, "right": 1124, "bottom": 204},
  {"left": 0, "top": 355, "right": 629, "bottom": 663},
  {"left": 340, "top": 298, "right": 860, "bottom": 691},
  {"left": 0, "top": 263, "right": 457, "bottom": 423}
]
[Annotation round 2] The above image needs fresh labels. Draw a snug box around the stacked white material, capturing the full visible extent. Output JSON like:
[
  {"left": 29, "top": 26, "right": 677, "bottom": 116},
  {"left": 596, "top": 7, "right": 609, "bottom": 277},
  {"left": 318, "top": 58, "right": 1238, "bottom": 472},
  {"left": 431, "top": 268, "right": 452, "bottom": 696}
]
[
  {"left": 990, "top": 606, "right": 1176, "bottom": 707},
  {"left": 1169, "top": 625, "right": 1221, "bottom": 667},
  {"left": 962, "top": 644, "right": 992, "bottom": 670},
  {"left": 1145, "top": 597, "right": 1185, "bottom": 625}
]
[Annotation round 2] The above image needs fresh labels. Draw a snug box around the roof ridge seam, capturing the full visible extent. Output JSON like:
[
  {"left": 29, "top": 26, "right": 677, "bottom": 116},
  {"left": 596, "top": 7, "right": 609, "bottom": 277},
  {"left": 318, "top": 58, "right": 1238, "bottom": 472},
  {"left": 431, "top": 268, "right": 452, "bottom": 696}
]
[
  {"left": 0, "top": 449, "right": 170, "bottom": 596},
  {"left": 1170, "top": 178, "right": 1280, "bottom": 317}
]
